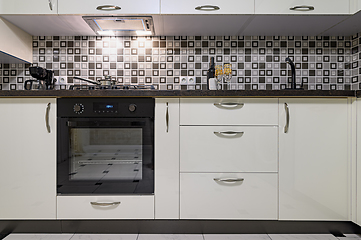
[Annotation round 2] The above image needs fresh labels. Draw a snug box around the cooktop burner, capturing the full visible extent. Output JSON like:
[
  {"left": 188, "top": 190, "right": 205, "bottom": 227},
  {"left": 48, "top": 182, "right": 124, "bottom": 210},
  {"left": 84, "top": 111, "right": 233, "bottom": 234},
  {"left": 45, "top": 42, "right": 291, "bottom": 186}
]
[{"left": 69, "top": 85, "right": 155, "bottom": 90}]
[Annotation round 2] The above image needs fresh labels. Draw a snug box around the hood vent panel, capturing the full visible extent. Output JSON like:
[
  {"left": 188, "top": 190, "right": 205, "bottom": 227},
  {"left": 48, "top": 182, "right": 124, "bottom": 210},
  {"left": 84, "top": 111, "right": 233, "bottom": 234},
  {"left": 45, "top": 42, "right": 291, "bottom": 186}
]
[{"left": 82, "top": 16, "right": 154, "bottom": 36}]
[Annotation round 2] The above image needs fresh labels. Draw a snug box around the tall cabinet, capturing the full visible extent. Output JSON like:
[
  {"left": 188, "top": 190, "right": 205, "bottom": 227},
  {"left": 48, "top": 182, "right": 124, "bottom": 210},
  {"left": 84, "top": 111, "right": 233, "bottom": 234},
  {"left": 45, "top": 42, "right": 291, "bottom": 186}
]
[
  {"left": 0, "top": 98, "right": 56, "bottom": 219},
  {"left": 278, "top": 98, "right": 349, "bottom": 221}
]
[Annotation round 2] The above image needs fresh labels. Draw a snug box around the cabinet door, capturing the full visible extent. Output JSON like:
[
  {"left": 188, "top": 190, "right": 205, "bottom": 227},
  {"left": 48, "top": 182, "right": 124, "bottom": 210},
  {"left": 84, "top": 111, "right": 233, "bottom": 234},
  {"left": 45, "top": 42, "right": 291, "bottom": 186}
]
[
  {"left": 0, "top": 0, "right": 57, "bottom": 14},
  {"left": 161, "top": 0, "right": 254, "bottom": 14},
  {"left": 154, "top": 98, "right": 180, "bottom": 219},
  {"left": 279, "top": 98, "right": 349, "bottom": 220},
  {"left": 0, "top": 98, "right": 56, "bottom": 219},
  {"left": 58, "top": 0, "right": 159, "bottom": 14},
  {"left": 255, "top": 0, "right": 350, "bottom": 14}
]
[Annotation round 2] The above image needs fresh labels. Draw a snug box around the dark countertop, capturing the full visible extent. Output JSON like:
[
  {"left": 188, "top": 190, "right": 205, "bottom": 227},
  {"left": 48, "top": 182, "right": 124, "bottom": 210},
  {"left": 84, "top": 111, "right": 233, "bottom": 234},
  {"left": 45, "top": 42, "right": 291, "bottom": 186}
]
[{"left": 0, "top": 90, "right": 357, "bottom": 97}]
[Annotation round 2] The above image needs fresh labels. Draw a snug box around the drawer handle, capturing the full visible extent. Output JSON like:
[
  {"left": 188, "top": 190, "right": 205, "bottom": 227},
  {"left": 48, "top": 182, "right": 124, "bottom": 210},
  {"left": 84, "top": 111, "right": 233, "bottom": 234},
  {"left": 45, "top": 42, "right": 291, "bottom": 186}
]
[
  {"left": 289, "top": 5, "right": 314, "bottom": 11},
  {"left": 214, "top": 178, "right": 244, "bottom": 183},
  {"left": 214, "top": 131, "right": 244, "bottom": 137},
  {"left": 96, "top": 5, "right": 121, "bottom": 11},
  {"left": 195, "top": 5, "right": 220, "bottom": 11},
  {"left": 90, "top": 202, "right": 121, "bottom": 206},
  {"left": 214, "top": 102, "right": 244, "bottom": 109}
]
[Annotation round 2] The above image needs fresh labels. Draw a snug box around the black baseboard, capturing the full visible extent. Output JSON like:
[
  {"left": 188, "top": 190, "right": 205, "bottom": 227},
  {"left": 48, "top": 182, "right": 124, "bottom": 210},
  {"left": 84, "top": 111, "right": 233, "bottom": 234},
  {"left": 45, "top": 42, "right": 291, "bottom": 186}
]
[{"left": 0, "top": 220, "right": 360, "bottom": 235}]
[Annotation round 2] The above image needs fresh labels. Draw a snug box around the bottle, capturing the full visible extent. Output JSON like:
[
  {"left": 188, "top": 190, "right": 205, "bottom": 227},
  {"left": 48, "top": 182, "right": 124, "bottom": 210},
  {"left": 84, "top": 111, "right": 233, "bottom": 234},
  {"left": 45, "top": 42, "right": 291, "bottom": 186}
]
[{"left": 207, "top": 57, "right": 215, "bottom": 90}]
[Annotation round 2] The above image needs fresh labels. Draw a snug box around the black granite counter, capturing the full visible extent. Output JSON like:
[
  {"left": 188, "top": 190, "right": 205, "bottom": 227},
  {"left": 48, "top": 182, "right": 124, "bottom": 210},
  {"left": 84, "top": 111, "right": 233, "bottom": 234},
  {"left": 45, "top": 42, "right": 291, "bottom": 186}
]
[{"left": 0, "top": 90, "right": 356, "bottom": 97}]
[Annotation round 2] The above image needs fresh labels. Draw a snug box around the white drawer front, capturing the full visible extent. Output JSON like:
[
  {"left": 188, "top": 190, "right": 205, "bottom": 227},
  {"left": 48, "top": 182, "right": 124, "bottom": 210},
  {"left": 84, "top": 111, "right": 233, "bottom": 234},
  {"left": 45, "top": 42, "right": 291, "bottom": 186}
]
[
  {"left": 180, "top": 98, "right": 278, "bottom": 125},
  {"left": 180, "top": 126, "right": 278, "bottom": 172},
  {"left": 255, "top": 0, "right": 350, "bottom": 14},
  {"left": 180, "top": 173, "right": 278, "bottom": 219},
  {"left": 57, "top": 196, "right": 154, "bottom": 219},
  {"left": 161, "top": 0, "right": 254, "bottom": 14}
]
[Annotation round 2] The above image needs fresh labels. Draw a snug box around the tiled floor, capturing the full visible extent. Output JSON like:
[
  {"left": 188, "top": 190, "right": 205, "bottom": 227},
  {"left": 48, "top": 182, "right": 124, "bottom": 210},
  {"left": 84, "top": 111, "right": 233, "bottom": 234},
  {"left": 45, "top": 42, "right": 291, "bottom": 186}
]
[{"left": 2, "top": 234, "right": 361, "bottom": 240}]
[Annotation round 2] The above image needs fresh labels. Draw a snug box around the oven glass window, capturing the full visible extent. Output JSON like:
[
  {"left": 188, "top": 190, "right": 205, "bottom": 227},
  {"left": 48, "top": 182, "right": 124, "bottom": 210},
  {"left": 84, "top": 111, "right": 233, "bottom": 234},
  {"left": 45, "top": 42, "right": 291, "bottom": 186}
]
[{"left": 70, "top": 128, "right": 143, "bottom": 181}]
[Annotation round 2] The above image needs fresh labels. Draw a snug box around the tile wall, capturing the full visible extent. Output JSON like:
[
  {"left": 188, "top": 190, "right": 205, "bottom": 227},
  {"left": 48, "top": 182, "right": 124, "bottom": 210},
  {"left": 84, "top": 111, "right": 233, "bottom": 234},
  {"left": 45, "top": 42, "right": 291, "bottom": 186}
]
[{"left": 0, "top": 35, "right": 357, "bottom": 91}]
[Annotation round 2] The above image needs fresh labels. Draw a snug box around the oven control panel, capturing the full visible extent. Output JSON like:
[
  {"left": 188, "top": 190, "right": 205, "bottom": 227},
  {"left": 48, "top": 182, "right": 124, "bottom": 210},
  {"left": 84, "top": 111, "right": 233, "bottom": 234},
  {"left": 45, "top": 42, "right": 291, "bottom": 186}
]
[{"left": 57, "top": 98, "right": 154, "bottom": 118}]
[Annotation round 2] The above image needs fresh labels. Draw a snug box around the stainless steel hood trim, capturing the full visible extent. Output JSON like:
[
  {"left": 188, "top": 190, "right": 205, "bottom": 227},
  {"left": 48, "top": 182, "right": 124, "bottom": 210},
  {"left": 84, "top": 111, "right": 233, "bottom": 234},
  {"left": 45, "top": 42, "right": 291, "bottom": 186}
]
[{"left": 82, "top": 16, "right": 155, "bottom": 36}]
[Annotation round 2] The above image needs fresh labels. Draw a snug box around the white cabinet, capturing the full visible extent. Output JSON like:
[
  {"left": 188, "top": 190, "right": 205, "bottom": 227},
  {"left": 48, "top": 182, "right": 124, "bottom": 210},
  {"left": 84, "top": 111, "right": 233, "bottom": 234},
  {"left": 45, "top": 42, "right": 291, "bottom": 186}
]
[
  {"left": 154, "top": 98, "right": 180, "bottom": 219},
  {"left": 180, "top": 173, "right": 278, "bottom": 219},
  {"left": 255, "top": 0, "right": 350, "bottom": 15},
  {"left": 0, "top": 0, "right": 57, "bottom": 14},
  {"left": 57, "top": 195, "right": 154, "bottom": 219},
  {"left": 179, "top": 98, "right": 279, "bottom": 220},
  {"left": 279, "top": 98, "right": 349, "bottom": 221},
  {"left": 58, "top": 0, "right": 160, "bottom": 14},
  {"left": 0, "top": 98, "right": 56, "bottom": 219},
  {"left": 0, "top": 17, "right": 32, "bottom": 63},
  {"left": 161, "top": 0, "right": 254, "bottom": 14},
  {"left": 350, "top": 0, "right": 361, "bottom": 14}
]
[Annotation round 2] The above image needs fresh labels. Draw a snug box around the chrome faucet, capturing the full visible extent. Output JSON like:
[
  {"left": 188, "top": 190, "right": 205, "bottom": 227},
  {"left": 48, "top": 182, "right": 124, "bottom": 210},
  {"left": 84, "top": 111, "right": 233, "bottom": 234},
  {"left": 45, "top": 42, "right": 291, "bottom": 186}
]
[{"left": 285, "top": 57, "right": 297, "bottom": 89}]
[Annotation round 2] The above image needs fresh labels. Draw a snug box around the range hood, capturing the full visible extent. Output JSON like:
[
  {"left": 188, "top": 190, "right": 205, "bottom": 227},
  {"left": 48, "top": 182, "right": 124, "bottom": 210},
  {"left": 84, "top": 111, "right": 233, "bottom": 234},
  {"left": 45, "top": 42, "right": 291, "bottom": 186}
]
[{"left": 82, "top": 16, "right": 155, "bottom": 36}]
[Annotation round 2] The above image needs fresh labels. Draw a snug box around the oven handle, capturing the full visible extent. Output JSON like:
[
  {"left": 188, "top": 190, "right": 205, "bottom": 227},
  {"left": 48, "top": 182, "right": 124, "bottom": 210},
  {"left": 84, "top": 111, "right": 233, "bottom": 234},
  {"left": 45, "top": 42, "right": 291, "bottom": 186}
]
[{"left": 90, "top": 201, "right": 121, "bottom": 206}]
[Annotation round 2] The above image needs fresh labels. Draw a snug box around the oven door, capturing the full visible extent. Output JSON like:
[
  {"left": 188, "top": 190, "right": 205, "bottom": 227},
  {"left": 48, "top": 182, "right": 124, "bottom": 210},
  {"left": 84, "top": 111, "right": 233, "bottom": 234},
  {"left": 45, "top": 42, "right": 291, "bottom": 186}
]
[{"left": 57, "top": 117, "right": 154, "bottom": 195}]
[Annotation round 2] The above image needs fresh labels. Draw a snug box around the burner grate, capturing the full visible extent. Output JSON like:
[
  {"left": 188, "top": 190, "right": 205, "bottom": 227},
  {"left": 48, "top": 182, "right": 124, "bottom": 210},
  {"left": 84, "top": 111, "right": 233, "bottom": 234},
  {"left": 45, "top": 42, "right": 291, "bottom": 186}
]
[{"left": 69, "top": 85, "right": 155, "bottom": 90}]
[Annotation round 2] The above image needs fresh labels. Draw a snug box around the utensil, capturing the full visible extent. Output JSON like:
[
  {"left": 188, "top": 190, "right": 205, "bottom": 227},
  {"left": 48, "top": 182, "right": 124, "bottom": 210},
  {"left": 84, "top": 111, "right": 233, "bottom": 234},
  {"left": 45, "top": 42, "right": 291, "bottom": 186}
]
[{"left": 74, "top": 76, "right": 117, "bottom": 86}]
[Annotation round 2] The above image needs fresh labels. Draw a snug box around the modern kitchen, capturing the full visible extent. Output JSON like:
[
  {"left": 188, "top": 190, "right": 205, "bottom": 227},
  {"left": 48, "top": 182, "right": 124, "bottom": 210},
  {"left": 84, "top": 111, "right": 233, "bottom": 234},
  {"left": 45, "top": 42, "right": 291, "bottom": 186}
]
[{"left": 1, "top": 1, "right": 361, "bottom": 240}]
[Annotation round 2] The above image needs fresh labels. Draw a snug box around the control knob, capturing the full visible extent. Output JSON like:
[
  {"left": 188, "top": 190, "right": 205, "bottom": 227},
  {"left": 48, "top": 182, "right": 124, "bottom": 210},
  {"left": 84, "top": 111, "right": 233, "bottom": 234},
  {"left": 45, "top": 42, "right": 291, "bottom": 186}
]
[
  {"left": 129, "top": 104, "right": 137, "bottom": 112},
  {"left": 73, "top": 103, "right": 84, "bottom": 114}
]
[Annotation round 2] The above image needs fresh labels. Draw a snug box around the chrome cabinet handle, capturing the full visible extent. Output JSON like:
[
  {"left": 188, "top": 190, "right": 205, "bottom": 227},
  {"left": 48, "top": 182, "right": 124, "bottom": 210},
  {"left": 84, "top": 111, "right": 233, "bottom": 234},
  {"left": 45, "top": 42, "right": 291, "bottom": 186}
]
[
  {"left": 195, "top": 5, "right": 220, "bottom": 11},
  {"left": 289, "top": 5, "right": 314, "bottom": 11},
  {"left": 214, "top": 178, "right": 244, "bottom": 183},
  {"left": 48, "top": 0, "right": 53, "bottom": 11},
  {"left": 213, "top": 102, "right": 244, "bottom": 109},
  {"left": 90, "top": 202, "right": 121, "bottom": 206},
  {"left": 166, "top": 102, "right": 169, "bottom": 133},
  {"left": 96, "top": 5, "right": 121, "bottom": 11},
  {"left": 284, "top": 103, "right": 289, "bottom": 133},
  {"left": 214, "top": 131, "right": 244, "bottom": 137},
  {"left": 45, "top": 103, "right": 51, "bottom": 133}
]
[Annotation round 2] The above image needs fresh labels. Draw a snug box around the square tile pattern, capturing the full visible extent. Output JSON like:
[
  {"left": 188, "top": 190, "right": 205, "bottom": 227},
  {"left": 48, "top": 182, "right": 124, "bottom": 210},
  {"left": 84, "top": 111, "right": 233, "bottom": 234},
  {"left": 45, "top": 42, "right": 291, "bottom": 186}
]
[
  {"left": 0, "top": 35, "right": 359, "bottom": 91},
  {"left": 3, "top": 234, "right": 361, "bottom": 240}
]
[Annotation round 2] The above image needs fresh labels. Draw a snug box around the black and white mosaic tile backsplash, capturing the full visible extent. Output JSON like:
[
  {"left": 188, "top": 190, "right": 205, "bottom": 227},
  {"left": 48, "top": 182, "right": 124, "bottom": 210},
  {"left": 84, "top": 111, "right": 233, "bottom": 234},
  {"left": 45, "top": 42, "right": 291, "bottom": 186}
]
[{"left": 0, "top": 35, "right": 358, "bottom": 91}]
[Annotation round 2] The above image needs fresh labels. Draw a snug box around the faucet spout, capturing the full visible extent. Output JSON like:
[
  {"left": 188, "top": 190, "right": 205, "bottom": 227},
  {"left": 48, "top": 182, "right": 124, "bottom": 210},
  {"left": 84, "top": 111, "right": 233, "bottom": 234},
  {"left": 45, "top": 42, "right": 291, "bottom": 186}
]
[{"left": 285, "top": 57, "right": 297, "bottom": 89}]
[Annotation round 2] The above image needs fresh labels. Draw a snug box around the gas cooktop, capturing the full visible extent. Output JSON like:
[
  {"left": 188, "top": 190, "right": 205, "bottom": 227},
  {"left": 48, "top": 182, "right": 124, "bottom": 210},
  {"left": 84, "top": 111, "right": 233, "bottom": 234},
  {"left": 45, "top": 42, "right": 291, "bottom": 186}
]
[{"left": 68, "top": 85, "right": 155, "bottom": 90}]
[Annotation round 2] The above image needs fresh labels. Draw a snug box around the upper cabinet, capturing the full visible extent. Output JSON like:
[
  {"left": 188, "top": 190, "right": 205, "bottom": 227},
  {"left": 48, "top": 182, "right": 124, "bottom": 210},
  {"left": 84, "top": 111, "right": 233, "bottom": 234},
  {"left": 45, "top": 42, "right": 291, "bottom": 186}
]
[
  {"left": 255, "top": 0, "right": 350, "bottom": 15},
  {"left": 58, "top": 0, "right": 160, "bottom": 14},
  {"left": 0, "top": 17, "right": 32, "bottom": 63},
  {"left": 0, "top": 0, "right": 57, "bottom": 14},
  {"left": 160, "top": 0, "right": 254, "bottom": 14}
]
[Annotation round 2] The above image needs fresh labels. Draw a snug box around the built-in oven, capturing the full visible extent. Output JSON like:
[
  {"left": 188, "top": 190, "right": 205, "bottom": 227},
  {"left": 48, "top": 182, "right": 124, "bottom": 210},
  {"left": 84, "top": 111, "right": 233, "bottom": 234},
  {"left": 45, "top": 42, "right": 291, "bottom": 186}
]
[{"left": 57, "top": 97, "right": 154, "bottom": 195}]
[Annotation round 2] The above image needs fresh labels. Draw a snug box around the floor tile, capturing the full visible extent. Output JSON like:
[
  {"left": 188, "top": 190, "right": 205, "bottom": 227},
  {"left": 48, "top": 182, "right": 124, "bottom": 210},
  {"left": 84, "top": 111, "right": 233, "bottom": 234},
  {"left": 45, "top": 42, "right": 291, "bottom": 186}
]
[
  {"left": 268, "top": 234, "right": 338, "bottom": 240},
  {"left": 204, "top": 234, "right": 271, "bottom": 240},
  {"left": 3, "top": 234, "right": 74, "bottom": 240},
  {"left": 137, "top": 234, "right": 204, "bottom": 240},
  {"left": 70, "top": 234, "right": 138, "bottom": 240}
]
